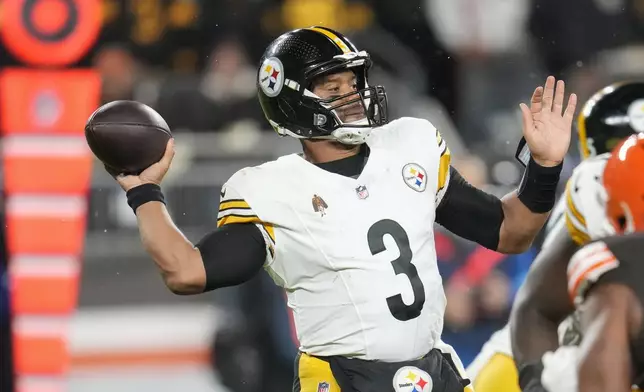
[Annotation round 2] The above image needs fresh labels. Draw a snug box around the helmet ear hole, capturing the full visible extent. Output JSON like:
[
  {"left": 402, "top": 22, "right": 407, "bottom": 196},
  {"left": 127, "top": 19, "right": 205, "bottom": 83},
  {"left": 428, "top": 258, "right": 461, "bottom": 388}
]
[{"left": 617, "top": 215, "right": 627, "bottom": 231}]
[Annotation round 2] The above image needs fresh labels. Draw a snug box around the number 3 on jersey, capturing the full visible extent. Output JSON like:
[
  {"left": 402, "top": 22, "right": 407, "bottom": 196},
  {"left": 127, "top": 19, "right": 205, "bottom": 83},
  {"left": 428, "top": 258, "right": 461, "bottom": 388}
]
[{"left": 367, "top": 219, "right": 425, "bottom": 321}]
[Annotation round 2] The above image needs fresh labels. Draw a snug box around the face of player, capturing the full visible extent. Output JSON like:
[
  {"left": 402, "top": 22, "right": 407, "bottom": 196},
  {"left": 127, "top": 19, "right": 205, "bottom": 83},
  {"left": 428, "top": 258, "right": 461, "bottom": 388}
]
[{"left": 311, "top": 70, "right": 366, "bottom": 124}]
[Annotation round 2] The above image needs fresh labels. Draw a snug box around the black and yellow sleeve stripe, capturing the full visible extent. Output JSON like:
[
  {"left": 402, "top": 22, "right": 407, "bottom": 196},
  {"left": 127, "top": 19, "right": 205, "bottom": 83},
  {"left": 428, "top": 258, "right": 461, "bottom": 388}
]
[
  {"left": 436, "top": 131, "right": 451, "bottom": 195},
  {"left": 218, "top": 198, "right": 276, "bottom": 257},
  {"left": 565, "top": 214, "right": 591, "bottom": 245},
  {"left": 217, "top": 199, "right": 256, "bottom": 226},
  {"left": 565, "top": 181, "right": 586, "bottom": 227},
  {"left": 563, "top": 182, "right": 590, "bottom": 245}
]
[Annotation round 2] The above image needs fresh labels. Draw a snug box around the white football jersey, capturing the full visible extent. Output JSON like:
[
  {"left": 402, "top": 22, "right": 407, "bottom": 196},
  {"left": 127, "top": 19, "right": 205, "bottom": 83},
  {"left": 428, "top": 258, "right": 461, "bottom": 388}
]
[
  {"left": 217, "top": 117, "right": 452, "bottom": 361},
  {"left": 467, "top": 153, "right": 615, "bottom": 379}
]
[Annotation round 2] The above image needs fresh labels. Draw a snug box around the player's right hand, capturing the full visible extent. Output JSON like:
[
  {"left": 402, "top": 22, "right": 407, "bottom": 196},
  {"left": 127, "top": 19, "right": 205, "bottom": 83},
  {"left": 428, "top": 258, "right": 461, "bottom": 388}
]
[{"left": 114, "top": 139, "right": 175, "bottom": 192}]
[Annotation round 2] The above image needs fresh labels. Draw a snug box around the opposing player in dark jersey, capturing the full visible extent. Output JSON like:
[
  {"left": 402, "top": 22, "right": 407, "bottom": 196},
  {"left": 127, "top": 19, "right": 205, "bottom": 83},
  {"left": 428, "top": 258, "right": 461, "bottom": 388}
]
[{"left": 511, "top": 133, "right": 644, "bottom": 391}]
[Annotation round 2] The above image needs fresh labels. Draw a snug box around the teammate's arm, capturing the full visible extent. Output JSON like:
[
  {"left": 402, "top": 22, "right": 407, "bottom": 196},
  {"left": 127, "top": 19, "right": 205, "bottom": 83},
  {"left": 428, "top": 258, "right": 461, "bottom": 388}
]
[
  {"left": 134, "top": 202, "right": 266, "bottom": 294},
  {"left": 436, "top": 162, "right": 561, "bottom": 254},
  {"left": 508, "top": 222, "right": 577, "bottom": 389},
  {"left": 576, "top": 283, "right": 637, "bottom": 392}
]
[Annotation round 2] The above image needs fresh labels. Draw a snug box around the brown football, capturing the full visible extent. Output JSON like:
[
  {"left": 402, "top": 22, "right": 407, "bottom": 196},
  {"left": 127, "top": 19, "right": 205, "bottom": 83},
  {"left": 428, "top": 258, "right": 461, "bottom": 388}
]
[{"left": 85, "top": 100, "right": 172, "bottom": 175}]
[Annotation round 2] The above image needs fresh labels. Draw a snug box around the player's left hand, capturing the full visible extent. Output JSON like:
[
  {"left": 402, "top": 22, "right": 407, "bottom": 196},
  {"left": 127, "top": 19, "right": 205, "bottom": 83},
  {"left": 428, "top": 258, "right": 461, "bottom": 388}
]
[{"left": 519, "top": 76, "right": 578, "bottom": 167}]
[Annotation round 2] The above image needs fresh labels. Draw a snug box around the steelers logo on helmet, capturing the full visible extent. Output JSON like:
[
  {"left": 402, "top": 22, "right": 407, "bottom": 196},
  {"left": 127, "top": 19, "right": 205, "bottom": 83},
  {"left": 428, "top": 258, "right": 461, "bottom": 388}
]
[
  {"left": 392, "top": 366, "right": 433, "bottom": 392},
  {"left": 627, "top": 98, "right": 644, "bottom": 133},
  {"left": 259, "top": 57, "right": 285, "bottom": 98}
]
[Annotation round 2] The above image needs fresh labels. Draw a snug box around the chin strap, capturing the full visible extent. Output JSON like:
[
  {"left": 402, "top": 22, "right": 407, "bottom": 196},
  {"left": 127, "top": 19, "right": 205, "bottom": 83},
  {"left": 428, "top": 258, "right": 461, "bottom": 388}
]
[{"left": 331, "top": 126, "right": 372, "bottom": 145}]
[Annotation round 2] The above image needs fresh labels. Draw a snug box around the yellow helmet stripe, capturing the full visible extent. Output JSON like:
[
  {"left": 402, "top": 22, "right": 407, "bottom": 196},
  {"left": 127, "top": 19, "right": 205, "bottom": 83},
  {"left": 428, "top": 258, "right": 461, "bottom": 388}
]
[
  {"left": 306, "top": 27, "right": 351, "bottom": 54},
  {"left": 577, "top": 112, "right": 590, "bottom": 159}
]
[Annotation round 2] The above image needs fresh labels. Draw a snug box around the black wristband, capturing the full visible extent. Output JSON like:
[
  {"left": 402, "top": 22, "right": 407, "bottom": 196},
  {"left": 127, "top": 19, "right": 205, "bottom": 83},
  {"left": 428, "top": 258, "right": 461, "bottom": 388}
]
[
  {"left": 126, "top": 183, "right": 165, "bottom": 213},
  {"left": 517, "top": 157, "right": 562, "bottom": 213},
  {"left": 517, "top": 360, "right": 546, "bottom": 392}
]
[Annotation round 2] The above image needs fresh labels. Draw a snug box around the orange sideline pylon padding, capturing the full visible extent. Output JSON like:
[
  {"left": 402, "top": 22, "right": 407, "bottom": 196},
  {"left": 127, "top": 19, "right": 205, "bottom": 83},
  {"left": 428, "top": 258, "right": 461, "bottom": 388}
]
[
  {"left": 5, "top": 196, "right": 88, "bottom": 256},
  {"left": 0, "top": 69, "right": 100, "bottom": 135},
  {"left": 13, "top": 333, "right": 69, "bottom": 375},
  {"left": 3, "top": 135, "right": 94, "bottom": 194},
  {"left": 10, "top": 256, "right": 81, "bottom": 314}
]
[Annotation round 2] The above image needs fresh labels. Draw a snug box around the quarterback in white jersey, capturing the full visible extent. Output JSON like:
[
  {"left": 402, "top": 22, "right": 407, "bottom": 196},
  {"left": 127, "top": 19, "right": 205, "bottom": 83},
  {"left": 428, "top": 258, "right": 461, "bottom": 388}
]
[
  {"left": 508, "top": 81, "right": 644, "bottom": 392},
  {"left": 469, "top": 81, "right": 644, "bottom": 392},
  {"left": 106, "top": 26, "right": 577, "bottom": 392},
  {"left": 219, "top": 116, "right": 451, "bottom": 361}
]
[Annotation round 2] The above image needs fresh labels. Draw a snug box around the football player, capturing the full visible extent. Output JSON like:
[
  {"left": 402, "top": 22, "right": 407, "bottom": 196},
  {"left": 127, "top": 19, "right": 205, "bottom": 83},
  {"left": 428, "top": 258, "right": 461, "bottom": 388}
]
[
  {"left": 509, "top": 83, "right": 644, "bottom": 391},
  {"left": 110, "top": 27, "right": 576, "bottom": 391},
  {"left": 468, "top": 81, "right": 644, "bottom": 392},
  {"left": 511, "top": 133, "right": 644, "bottom": 392}
]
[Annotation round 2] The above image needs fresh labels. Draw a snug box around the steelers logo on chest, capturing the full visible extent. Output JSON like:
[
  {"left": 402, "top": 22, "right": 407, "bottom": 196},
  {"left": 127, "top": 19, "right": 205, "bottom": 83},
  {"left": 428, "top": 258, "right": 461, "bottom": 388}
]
[
  {"left": 259, "top": 57, "right": 285, "bottom": 98},
  {"left": 402, "top": 163, "right": 428, "bottom": 192}
]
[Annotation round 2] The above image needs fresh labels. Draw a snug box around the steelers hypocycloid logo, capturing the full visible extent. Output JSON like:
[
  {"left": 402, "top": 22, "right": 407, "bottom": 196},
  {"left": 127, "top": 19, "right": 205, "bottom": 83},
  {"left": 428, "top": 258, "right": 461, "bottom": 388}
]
[
  {"left": 393, "top": 366, "right": 433, "bottom": 392},
  {"left": 402, "top": 163, "right": 428, "bottom": 192},
  {"left": 259, "top": 57, "right": 285, "bottom": 98}
]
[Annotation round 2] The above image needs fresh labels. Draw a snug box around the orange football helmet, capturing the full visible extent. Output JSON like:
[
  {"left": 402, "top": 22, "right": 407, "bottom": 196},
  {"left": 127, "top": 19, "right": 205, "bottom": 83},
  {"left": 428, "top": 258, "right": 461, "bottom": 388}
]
[{"left": 603, "top": 133, "right": 644, "bottom": 233}]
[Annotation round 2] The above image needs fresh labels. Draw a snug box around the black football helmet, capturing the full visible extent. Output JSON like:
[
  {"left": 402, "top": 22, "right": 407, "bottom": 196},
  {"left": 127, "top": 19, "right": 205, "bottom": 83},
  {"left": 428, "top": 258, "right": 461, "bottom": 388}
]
[
  {"left": 257, "top": 26, "right": 388, "bottom": 144},
  {"left": 577, "top": 81, "right": 644, "bottom": 159}
]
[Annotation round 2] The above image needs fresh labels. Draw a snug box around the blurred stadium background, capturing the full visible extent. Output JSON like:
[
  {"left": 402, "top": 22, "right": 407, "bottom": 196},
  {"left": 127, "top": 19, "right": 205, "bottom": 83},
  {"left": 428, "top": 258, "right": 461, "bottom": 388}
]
[{"left": 1, "top": 0, "right": 643, "bottom": 391}]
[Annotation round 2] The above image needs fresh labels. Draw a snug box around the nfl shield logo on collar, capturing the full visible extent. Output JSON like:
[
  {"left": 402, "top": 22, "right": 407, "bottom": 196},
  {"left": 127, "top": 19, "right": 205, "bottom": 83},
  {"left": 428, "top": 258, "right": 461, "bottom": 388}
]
[
  {"left": 317, "top": 381, "right": 330, "bottom": 392},
  {"left": 355, "top": 185, "right": 369, "bottom": 199}
]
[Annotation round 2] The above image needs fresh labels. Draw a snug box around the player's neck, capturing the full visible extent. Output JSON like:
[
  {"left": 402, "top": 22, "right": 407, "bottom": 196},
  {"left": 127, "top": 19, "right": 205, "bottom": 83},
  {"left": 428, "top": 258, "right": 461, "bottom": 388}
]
[{"left": 301, "top": 139, "right": 362, "bottom": 164}]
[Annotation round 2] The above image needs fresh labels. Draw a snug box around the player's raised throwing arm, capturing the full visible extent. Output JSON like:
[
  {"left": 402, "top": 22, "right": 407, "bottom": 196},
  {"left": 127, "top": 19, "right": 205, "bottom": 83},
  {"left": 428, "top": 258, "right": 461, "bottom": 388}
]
[
  {"left": 436, "top": 76, "right": 577, "bottom": 254},
  {"left": 112, "top": 139, "right": 267, "bottom": 295}
]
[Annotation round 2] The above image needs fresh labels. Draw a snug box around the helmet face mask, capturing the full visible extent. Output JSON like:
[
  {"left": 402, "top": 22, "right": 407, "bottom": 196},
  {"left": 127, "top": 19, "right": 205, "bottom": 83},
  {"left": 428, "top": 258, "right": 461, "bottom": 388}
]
[
  {"left": 302, "top": 82, "right": 387, "bottom": 139},
  {"left": 257, "top": 27, "right": 388, "bottom": 144}
]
